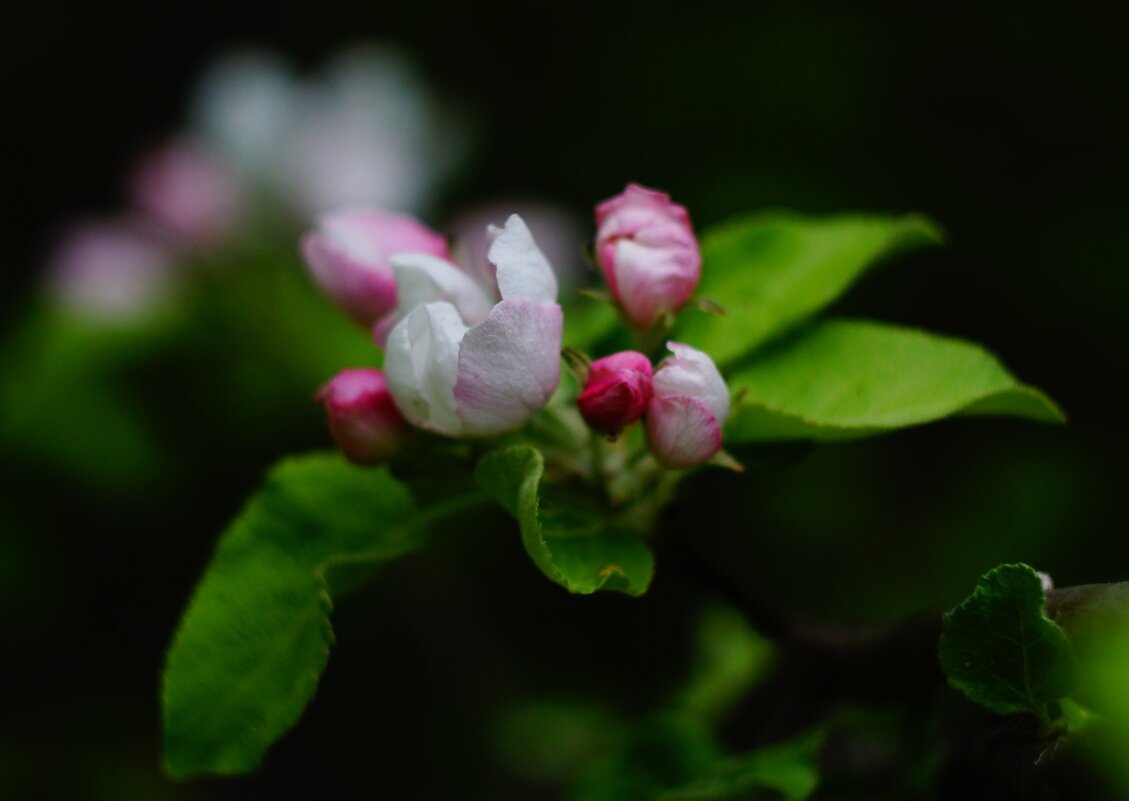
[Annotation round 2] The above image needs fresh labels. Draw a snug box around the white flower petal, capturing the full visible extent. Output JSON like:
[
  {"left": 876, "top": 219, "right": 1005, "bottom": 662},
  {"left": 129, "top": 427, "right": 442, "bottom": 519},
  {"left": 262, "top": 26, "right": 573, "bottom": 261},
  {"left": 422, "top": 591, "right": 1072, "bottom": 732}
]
[
  {"left": 384, "top": 302, "right": 468, "bottom": 436},
  {"left": 454, "top": 299, "right": 563, "bottom": 436},
  {"left": 488, "top": 214, "right": 558, "bottom": 303},
  {"left": 653, "top": 342, "right": 730, "bottom": 424},
  {"left": 391, "top": 252, "right": 494, "bottom": 326}
]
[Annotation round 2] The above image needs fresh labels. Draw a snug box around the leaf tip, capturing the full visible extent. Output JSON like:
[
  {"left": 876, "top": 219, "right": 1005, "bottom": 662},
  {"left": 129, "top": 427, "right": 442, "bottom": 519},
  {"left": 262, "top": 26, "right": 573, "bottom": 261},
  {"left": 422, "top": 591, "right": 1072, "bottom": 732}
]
[{"left": 902, "top": 213, "right": 946, "bottom": 246}]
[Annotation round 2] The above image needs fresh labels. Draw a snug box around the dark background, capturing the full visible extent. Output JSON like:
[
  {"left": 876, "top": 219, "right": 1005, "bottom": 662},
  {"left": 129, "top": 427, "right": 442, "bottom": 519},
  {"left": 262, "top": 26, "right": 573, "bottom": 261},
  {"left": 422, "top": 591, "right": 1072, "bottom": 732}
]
[{"left": 4, "top": 1, "right": 1127, "bottom": 798}]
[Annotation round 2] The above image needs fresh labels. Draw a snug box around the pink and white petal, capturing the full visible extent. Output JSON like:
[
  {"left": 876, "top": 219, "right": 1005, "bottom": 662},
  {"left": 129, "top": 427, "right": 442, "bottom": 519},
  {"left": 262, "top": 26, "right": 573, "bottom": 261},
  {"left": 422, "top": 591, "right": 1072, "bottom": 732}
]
[
  {"left": 390, "top": 252, "right": 494, "bottom": 326},
  {"left": 613, "top": 239, "right": 698, "bottom": 328},
  {"left": 384, "top": 301, "right": 468, "bottom": 436},
  {"left": 489, "top": 214, "right": 558, "bottom": 304},
  {"left": 645, "top": 395, "right": 723, "bottom": 469},
  {"left": 654, "top": 342, "right": 730, "bottom": 423},
  {"left": 318, "top": 207, "right": 449, "bottom": 264},
  {"left": 454, "top": 299, "right": 563, "bottom": 436},
  {"left": 301, "top": 230, "right": 397, "bottom": 325}
]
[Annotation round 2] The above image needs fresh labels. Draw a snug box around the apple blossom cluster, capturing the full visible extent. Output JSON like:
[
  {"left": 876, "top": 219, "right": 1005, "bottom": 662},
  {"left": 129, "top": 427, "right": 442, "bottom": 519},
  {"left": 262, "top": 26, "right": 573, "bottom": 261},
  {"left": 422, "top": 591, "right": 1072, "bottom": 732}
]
[{"left": 307, "top": 184, "right": 730, "bottom": 473}]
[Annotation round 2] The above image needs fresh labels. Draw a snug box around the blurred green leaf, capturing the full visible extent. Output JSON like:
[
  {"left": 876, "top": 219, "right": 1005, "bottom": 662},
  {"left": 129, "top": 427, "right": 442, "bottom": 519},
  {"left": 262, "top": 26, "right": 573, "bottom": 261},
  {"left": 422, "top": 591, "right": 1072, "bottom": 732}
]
[
  {"left": 494, "top": 700, "right": 617, "bottom": 783},
  {"left": 572, "top": 716, "right": 822, "bottom": 801},
  {"left": 475, "top": 445, "right": 653, "bottom": 596},
  {"left": 1076, "top": 626, "right": 1129, "bottom": 793},
  {"left": 0, "top": 310, "right": 172, "bottom": 490},
  {"left": 939, "top": 563, "right": 1079, "bottom": 719},
  {"left": 570, "top": 713, "right": 721, "bottom": 801},
  {"left": 659, "top": 729, "right": 824, "bottom": 801},
  {"left": 677, "top": 604, "right": 775, "bottom": 724},
  {"left": 679, "top": 211, "right": 942, "bottom": 366},
  {"left": 564, "top": 292, "right": 623, "bottom": 352},
  {"left": 162, "top": 452, "right": 482, "bottom": 778},
  {"left": 725, "top": 318, "right": 1064, "bottom": 443}
]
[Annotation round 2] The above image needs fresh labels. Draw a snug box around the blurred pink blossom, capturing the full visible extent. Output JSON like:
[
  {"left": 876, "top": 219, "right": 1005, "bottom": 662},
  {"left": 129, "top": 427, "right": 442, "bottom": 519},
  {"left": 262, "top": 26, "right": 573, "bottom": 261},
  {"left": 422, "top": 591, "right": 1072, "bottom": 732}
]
[
  {"left": 301, "top": 206, "right": 451, "bottom": 329},
  {"left": 129, "top": 138, "right": 246, "bottom": 245},
  {"left": 44, "top": 218, "right": 177, "bottom": 322}
]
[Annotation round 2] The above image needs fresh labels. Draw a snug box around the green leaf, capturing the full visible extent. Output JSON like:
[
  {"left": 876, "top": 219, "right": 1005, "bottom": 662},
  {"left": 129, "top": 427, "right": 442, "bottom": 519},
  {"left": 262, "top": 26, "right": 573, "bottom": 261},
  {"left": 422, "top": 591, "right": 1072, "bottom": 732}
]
[
  {"left": 679, "top": 212, "right": 942, "bottom": 366},
  {"left": 939, "top": 563, "right": 1080, "bottom": 718},
  {"left": 475, "top": 445, "right": 654, "bottom": 596},
  {"left": 725, "top": 318, "right": 1064, "bottom": 443},
  {"left": 162, "top": 452, "right": 481, "bottom": 778},
  {"left": 658, "top": 729, "right": 824, "bottom": 801}
]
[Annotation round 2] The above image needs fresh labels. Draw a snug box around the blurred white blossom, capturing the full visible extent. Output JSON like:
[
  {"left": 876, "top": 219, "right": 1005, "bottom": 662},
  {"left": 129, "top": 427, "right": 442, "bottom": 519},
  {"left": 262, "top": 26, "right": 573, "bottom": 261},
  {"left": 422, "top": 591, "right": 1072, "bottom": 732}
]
[{"left": 190, "top": 44, "right": 465, "bottom": 217}]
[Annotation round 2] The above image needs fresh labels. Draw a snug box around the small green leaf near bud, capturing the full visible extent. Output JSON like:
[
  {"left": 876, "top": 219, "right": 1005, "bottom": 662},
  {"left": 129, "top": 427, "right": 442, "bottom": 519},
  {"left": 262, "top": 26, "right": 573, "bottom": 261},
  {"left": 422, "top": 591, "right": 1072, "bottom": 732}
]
[{"left": 939, "top": 563, "right": 1080, "bottom": 719}]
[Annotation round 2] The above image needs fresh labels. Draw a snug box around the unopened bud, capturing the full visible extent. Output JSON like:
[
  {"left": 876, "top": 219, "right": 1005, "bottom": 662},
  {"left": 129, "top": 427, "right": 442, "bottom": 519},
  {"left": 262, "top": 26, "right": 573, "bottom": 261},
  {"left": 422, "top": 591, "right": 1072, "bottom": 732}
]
[
  {"left": 577, "top": 351, "right": 653, "bottom": 434},
  {"left": 301, "top": 207, "right": 449, "bottom": 329},
  {"left": 646, "top": 342, "right": 729, "bottom": 469},
  {"left": 595, "top": 184, "right": 701, "bottom": 329},
  {"left": 316, "top": 368, "right": 406, "bottom": 465}
]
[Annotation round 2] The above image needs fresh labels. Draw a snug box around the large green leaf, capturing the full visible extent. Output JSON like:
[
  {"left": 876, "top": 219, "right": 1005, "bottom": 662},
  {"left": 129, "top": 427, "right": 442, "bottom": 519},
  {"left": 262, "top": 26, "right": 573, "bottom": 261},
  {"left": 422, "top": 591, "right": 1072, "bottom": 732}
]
[
  {"left": 475, "top": 445, "right": 653, "bottom": 596},
  {"left": 725, "top": 318, "right": 1064, "bottom": 443},
  {"left": 939, "top": 563, "right": 1079, "bottom": 719},
  {"left": 679, "top": 212, "right": 942, "bottom": 366},
  {"left": 162, "top": 452, "right": 482, "bottom": 778}
]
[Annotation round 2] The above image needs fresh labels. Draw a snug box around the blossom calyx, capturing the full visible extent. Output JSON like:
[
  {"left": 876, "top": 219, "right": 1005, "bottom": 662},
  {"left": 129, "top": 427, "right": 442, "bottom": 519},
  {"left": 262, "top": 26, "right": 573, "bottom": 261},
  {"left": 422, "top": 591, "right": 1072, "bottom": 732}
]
[
  {"left": 316, "top": 368, "right": 406, "bottom": 465},
  {"left": 646, "top": 342, "right": 729, "bottom": 469},
  {"left": 595, "top": 184, "right": 701, "bottom": 329},
  {"left": 301, "top": 207, "right": 449, "bottom": 329},
  {"left": 577, "top": 351, "right": 654, "bottom": 434}
]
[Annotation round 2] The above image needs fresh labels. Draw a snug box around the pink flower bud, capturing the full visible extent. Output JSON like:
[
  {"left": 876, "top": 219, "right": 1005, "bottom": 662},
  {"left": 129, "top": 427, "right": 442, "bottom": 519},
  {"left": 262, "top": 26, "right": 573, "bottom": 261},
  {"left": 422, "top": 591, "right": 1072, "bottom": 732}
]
[
  {"left": 645, "top": 342, "right": 729, "bottom": 469},
  {"left": 316, "top": 368, "right": 406, "bottom": 465},
  {"left": 595, "top": 184, "right": 701, "bottom": 329},
  {"left": 301, "top": 207, "right": 449, "bottom": 329},
  {"left": 129, "top": 138, "right": 246, "bottom": 245},
  {"left": 577, "top": 351, "right": 653, "bottom": 434}
]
